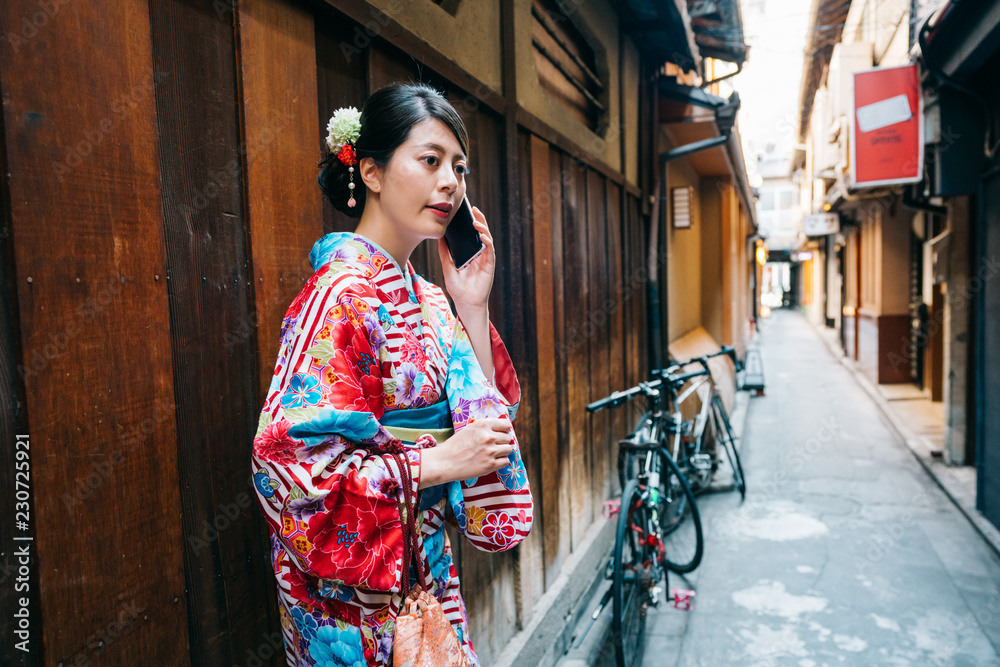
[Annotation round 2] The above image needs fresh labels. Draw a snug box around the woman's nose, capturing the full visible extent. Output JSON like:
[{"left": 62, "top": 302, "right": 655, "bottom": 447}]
[{"left": 439, "top": 165, "right": 459, "bottom": 191}]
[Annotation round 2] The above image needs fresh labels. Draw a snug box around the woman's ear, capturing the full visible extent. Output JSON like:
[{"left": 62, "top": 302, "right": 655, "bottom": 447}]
[{"left": 358, "top": 156, "right": 382, "bottom": 193}]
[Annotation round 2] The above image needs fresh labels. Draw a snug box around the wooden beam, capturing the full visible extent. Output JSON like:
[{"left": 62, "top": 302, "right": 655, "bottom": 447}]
[
  {"left": 148, "top": 0, "right": 281, "bottom": 661},
  {"left": 563, "top": 155, "right": 593, "bottom": 547},
  {"left": 587, "top": 171, "right": 611, "bottom": 507},
  {"left": 237, "top": 0, "right": 324, "bottom": 408},
  {"left": 528, "top": 134, "right": 562, "bottom": 587},
  {"left": 548, "top": 145, "right": 572, "bottom": 588}
]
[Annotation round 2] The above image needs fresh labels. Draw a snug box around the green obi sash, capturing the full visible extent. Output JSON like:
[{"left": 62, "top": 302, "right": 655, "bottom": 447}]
[
  {"left": 380, "top": 399, "right": 458, "bottom": 589},
  {"left": 380, "top": 400, "right": 454, "bottom": 512}
]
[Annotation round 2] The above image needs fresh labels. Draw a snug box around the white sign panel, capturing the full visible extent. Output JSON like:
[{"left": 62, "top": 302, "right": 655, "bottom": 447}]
[
  {"left": 856, "top": 94, "right": 913, "bottom": 133},
  {"left": 803, "top": 212, "right": 839, "bottom": 236}
]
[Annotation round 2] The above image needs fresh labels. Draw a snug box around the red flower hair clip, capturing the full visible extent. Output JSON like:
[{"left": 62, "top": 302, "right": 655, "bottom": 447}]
[{"left": 337, "top": 143, "right": 357, "bottom": 167}]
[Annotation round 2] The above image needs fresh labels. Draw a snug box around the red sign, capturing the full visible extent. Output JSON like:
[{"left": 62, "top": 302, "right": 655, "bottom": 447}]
[{"left": 850, "top": 64, "right": 923, "bottom": 188}]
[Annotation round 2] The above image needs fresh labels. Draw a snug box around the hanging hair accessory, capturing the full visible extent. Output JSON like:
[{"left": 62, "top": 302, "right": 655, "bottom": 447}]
[{"left": 326, "top": 106, "right": 362, "bottom": 208}]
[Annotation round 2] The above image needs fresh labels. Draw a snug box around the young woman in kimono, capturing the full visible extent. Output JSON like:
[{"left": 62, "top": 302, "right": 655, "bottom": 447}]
[{"left": 250, "top": 82, "right": 533, "bottom": 667}]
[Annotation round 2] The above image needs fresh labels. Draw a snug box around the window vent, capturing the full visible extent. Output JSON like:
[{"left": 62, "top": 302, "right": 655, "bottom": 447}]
[
  {"left": 672, "top": 186, "right": 694, "bottom": 228},
  {"left": 531, "top": 0, "right": 606, "bottom": 132}
]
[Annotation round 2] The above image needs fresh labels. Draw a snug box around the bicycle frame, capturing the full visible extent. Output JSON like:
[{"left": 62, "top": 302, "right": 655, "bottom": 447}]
[
  {"left": 663, "top": 347, "right": 747, "bottom": 497},
  {"left": 631, "top": 370, "right": 710, "bottom": 471}
]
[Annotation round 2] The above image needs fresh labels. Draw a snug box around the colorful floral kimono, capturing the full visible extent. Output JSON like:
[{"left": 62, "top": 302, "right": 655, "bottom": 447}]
[{"left": 251, "top": 232, "right": 533, "bottom": 666}]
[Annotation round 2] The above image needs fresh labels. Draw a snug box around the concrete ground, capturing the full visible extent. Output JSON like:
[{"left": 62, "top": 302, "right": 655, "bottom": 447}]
[{"left": 641, "top": 309, "right": 1000, "bottom": 666}]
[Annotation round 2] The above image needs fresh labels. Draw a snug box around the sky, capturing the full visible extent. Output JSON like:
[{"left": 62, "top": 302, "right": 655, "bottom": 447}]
[{"left": 734, "top": 0, "right": 812, "bottom": 184}]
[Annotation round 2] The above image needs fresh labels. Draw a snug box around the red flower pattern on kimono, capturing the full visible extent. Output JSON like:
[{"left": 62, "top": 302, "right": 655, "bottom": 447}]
[
  {"left": 328, "top": 320, "right": 384, "bottom": 419},
  {"left": 305, "top": 473, "right": 402, "bottom": 589},
  {"left": 400, "top": 329, "right": 426, "bottom": 371},
  {"left": 480, "top": 511, "right": 516, "bottom": 549},
  {"left": 254, "top": 419, "right": 300, "bottom": 465}
]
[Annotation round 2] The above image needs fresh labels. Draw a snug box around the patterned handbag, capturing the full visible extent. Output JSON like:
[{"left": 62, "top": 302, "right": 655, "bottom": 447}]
[{"left": 393, "top": 586, "right": 470, "bottom": 667}]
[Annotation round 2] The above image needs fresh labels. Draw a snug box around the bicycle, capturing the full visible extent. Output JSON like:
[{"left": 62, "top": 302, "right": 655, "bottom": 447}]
[
  {"left": 657, "top": 346, "right": 747, "bottom": 501},
  {"left": 584, "top": 368, "right": 706, "bottom": 667}
]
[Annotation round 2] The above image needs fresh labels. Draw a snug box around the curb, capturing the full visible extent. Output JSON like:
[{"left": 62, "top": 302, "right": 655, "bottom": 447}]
[{"left": 810, "top": 320, "right": 1000, "bottom": 560}]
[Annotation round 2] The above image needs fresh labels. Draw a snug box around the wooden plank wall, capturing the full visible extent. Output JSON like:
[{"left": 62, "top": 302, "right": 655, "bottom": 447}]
[
  {"left": 547, "top": 144, "right": 574, "bottom": 588},
  {"left": 238, "top": 0, "right": 324, "bottom": 405},
  {"left": 0, "top": 0, "right": 190, "bottom": 663},
  {"left": 148, "top": 0, "right": 280, "bottom": 662},
  {"left": 514, "top": 129, "right": 546, "bottom": 626},
  {"left": 0, "top": 35, "right": 37, "bottom": 667},
  {"left": 606, "top": 183, "right": 627, "bottom": 498},
  {"left": 562, "top": 154, "right": 594, "bottom": 550},
  {"left": 0, "top": 0, "right": 651, "bottom": 662},
  {"left": 316, "top": 12, "right": 368, "bottom": 236},
  {"left": 540, "top": 149, "right": 646, "bottom": 556}
]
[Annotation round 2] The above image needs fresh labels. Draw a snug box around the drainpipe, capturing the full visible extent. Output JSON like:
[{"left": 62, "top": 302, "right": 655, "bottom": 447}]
[
  {"left": 661, "top": 135, "right": 729, "bottom": 163},
  {"left": 647, "top": 125, "right": 736, "bottom": 374},
  {"left": 648, "top": 67, "right": 664, "bottom": 374},
  {"left": 702, "top": 61, "right": 743, "bottom": 88}
]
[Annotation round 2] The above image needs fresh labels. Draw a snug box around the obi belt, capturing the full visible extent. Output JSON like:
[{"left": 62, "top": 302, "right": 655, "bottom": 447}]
[{"left": 380, "top": 399, "right": 461, "bottom": 590}]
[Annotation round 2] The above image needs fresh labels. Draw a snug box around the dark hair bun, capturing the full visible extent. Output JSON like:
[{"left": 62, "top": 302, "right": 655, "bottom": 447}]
[
  {"left": 318, "top": 151, "right": 364, "bottom": 219},
  {"left": 317, "top": 82, "right": 469, "bottom": 219}
]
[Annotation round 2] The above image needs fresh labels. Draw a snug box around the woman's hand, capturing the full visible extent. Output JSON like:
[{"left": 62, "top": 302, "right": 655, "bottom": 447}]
[
  {"left": 418, "top": 418, "right": 513, "bottom": 488},
  {"left": 437, "top": 205, "right": 495, "bottom": 313}
]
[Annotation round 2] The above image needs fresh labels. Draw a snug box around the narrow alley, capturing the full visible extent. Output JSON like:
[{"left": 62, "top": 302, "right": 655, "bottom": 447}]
[
  {"left": 642, "top": 310, "right": 1000, "bottom": 666},
  {"left": 7, "top": 1, "right": 1000, "bottom": 665}
]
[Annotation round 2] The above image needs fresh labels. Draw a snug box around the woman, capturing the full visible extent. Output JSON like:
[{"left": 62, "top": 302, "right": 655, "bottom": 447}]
[{"left": 250, "top": 82, "right": 532, "bottom": 667}]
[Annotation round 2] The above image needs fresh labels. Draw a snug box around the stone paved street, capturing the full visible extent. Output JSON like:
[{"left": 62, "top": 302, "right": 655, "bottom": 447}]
[{"left": 642, "top": 310, "right": 1000, "bottom": 666}]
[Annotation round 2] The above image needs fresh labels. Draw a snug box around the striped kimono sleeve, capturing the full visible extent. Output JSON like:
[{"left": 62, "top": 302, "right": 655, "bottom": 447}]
[
  {"left": 251, "top": 280, "right": 419, "bottom": 593},
  {"left": 444, "top": 318, "right": 533, "bottom": 553}
]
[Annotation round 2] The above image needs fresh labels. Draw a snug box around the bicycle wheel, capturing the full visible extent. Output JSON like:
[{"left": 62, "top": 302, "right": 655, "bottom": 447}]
[
  {"left": 653, "top": 448, "right": 704, "bottom": 574},
  {"left": 712, "top": 394, "right": 747, "bottom": 500},
  {"left": 612, "top": 479, "right": 654, "bottom": 667}
]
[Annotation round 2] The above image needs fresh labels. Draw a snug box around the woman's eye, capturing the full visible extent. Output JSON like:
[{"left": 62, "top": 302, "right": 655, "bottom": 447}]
[{"left": 456, "top": 165, "right": 469, "bottom": 176}]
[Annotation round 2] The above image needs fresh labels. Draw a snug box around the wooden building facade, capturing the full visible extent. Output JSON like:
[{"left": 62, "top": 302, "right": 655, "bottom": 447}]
[{"left": 0, "top": 0, "right": 747, "bottom": 664}]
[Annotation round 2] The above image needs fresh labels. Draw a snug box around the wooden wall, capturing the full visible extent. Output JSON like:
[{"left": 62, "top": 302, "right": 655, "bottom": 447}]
[{"left": 0, "top": 0, "right": 650, "bottom": 664}]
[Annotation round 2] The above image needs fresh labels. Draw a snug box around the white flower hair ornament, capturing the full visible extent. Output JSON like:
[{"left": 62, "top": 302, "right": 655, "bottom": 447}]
[{"left": 325, "top": 106, "right": 363, "bottom": 208}]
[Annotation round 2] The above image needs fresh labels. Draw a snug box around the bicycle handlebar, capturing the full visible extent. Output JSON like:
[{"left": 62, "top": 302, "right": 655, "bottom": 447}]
[
  {"left": 587, "top": 363, "right": 715, "bottom": 414},
  {"left": 586, "top": 379, "right": 663, "bottom": 413},
  {"left": 667, "top": 345, "right": 743, "bottom": 373},
  {"left": 667, "top": 368, "right": 711, "bottom": 386}
]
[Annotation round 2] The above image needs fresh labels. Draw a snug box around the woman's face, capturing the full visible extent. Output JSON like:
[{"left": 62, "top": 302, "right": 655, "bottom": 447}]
[{"left": 368, "top": 117, "right": 468, "bottom": 244}]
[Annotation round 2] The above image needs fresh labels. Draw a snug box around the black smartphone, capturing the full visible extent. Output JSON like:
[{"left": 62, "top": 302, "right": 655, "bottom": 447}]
[{"left": 444, "top": 196, "right": 486, "bottom": 270}]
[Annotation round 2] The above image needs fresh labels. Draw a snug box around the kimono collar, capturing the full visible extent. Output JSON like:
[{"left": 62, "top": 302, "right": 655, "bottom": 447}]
[{"left": 309, "top": 232, "right": 418, "bottom": 305}]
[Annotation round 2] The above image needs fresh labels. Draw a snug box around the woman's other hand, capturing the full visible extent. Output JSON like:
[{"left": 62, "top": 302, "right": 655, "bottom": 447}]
[
  {"left": 437, "top": 205, "right": 495, "bottom": 314},
  {"left": 418, "top": 418, "right": 513, "bottom": 488}
]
